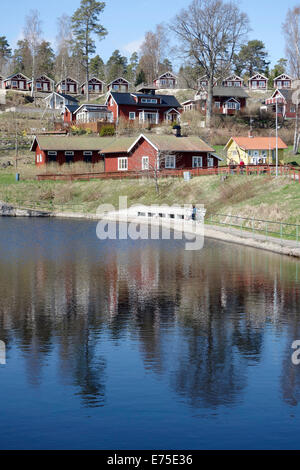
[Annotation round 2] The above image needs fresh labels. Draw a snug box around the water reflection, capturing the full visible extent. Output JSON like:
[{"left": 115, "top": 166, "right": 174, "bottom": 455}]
[{"left": 0, "top": 218, "right": 300, "bottom": 413}]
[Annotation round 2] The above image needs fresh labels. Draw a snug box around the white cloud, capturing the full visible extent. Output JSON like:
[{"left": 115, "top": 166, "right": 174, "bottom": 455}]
[{"left": 122, "top": 38, "right": 144, "bottom": 55}]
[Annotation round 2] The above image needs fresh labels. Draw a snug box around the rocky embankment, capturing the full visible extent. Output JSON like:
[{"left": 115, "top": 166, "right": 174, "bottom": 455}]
[{"left": 0, "top": 201, "right": 51, "bottom": 217}]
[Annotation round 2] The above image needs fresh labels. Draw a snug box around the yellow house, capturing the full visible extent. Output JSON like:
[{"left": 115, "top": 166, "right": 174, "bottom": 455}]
[{"left": 224, "top": 136, "right": 288, "bottom": 165}]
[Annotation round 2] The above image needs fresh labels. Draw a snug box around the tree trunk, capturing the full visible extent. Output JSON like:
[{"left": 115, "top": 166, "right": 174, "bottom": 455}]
[
  {"left": 206, "top": 75, "right": 214, "bottom": 128},
  {"left": 293, "top": 103, "right": 299, "bottom": 154},
  {"left": 31, "top": 54, "right": 35, "bottom": 99}
]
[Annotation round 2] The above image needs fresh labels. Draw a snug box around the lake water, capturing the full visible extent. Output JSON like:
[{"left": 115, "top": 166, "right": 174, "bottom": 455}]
[{"left": 0, "top": 217, "right": 300, "bottom": 450}]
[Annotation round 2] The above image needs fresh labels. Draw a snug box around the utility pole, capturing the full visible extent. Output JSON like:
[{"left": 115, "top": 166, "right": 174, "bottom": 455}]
[{"left": 276, "top": 96, "right": 278, "bottom": 177}]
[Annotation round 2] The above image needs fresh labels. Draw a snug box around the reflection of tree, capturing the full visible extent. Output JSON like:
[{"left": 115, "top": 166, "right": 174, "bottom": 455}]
[{"left": 1, "top": 219, "right": 300, "bottom": 411}]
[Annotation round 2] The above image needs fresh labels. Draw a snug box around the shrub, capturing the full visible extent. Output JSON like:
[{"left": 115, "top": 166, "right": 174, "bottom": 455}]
[{"left": 99, "top": 125, "right": 115, "bottom": 137}]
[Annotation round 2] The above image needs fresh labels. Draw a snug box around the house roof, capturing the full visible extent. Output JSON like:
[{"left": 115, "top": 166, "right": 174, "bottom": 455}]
[
  {"left": 81, "top": 76, "right": 105, "bottom": 87},
  {"left": 225, "top": 136, "right": 288, "bottom": 151},
  {"left": 56, "top": 77, "right": 79, "bottom": 85},
  {"left": 274, "top": 73, "right": 293, "bottom": 81},
  {"left": 249, "top": 73, "right": 268, "bottom": 81},
  {"left": 74, "top": 104, "right": 111, "bottom": 114},
  {"left": 28, "top": 74, "right": 55, "bottom": 84},
  {"left": 108, "top": 91, "right": 181, "bottom": 108},
  {"left": 31, "top": 136, "right": 117, "bottom": 152},
  {"left": 107, "top": 77, "right": 130, "bottom": 86},
  {"left": 128, "top": 134, "right": 215, "bottom": 153},
  {"left": 223, "top": 74, "right": 243, "bottom": 82},
  {"left": 44, "top": 92, "right": 79, "bottom": 103},
  {"left": 31, "top": 133, "right": 215, "bottom": 155},
  {"left": 4, "top": 72, "right": 30, "bottom": 81},
  {"left": 155, "top": 71, "right": 177, "bottom": 80},
  {"left": 65, "top": 105, "right": 80, "bottom": 114},
  {"left": 196, "top": 86, "right": 248, "bottom": 99}
]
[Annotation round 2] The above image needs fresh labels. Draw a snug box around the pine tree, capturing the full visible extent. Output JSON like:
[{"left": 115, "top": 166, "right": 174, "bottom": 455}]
[{"left": 71, "top": 0, "right": 107, "bottom": 101}]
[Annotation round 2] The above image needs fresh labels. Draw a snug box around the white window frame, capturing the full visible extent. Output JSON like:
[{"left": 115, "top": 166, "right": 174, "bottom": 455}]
[
  {"left": 48, "top": 151, "right": 57, "bottom": 156},
  {"left": 214, "top": 101, "right": 220, "bottom": 109},
  {"left": 129, "top": 112, "right": 136, "bottom": 120},
  {"left": 207, "top": 157, "right": 214, "bottom": 167},
  {"left": 12, "top": 80, "right": 17, "bottom": 87},
  {"left": 83, "top": 151, "right": 92, "bottom": 156},
  {"left": 259, "top": 81, "right": 265, "bottom": 88},
  {"left": 118, "top": 157, "right": 128, "bottom": 171},
  {"left": 192, "top": 156, "right": 203, "bottom": 168},
  {"left": 142, "top": 156, "right": 149, "bottom": 170},
  {"left": 65, "top": 151, "right": 74, "bottom": 156},
  {"left": 165, "top": 155, "right": 176, "bottom": 169}
]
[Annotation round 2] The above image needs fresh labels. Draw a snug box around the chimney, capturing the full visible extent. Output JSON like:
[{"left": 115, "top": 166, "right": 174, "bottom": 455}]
[{"left": 248, "top": 130, "right": 253, "bottom": 138}]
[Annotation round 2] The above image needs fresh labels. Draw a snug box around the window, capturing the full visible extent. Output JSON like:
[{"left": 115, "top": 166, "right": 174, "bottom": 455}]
[
  {"left": 141, "top": 98, "right": 157, "bottom": 104},
  {"left": 214, "top": 102, "right": 220, "bottom": 109},
  {"left": 234, "top": 82, "right": 241, "bottom": 87},
  {"left": 291, "top": 106, "right": 296, "bottom": 113},
  {"left": 65, "top": 151, "right": 74, "bottom": 164},
  {"left": 65, "top": 151, "right": 74, "bottom": 156},
  {"left": 208, "top": 157, "right": 214, "bottom": 167},
  {"left": 48, "top": 151, "right": 57, "bottom": 162},
  {"left": 36, "top": 82, "right": 42, "bottom": 88},
  {"left": 226, "top": 101, "right": 240, "bottom": 110},
  {"left": 259, "top": 81, "right": 265, "bottom": 88},
  {"left": 284, "top": 81, "right": 290, "bottom": 87},
  {"left": 12, "top": 81, "right": 17, "bottom": 87},
  {"left": 192, "top": 156, "right": 203, "bottom": 168},
  {"left": 84, "top": 151, "right": 92, "bottom": 163},
  {"left": 142, "top": 156, "right": 149, "bottom": 170},
  {"left": 165, "top": 155, "right": 176, "bottom": 169},
  {"left": 129, "top": 112, "right": 136, "bottom": 120},
  {"left": 37, "top": 154, "right": 43, "bottom": 163},
  {"left": 118, "top": 157, "right": 128, "bottom": 171}
]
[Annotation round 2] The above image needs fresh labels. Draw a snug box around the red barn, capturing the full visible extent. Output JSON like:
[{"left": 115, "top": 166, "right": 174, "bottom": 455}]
[
  {"left": 56, "top": 77, "right": 79, "bottom": 94},
  {"left": 81, "top": 77, "right": 105, "bottom": 95},
  {"left": 195, "top": 86, "right": 248, "bottom": 115},
  {"left": 248, "top": 73, "right": 268, "bottom": 90},
  {"left": 153, "top": 71, "right": 177, "bottom": 89},
  {"left": 3, "top": 72, "right": 29, "bottom": 91},
  {"left": 265, "top": 89, "right": 300, "bottom": 119},
  {"left": 107, "top": 77, "right": 130, "bottom": 93},
  {"left": 273, "top": 74, "right": 293, "bottom": 89},
  {"left": 106, "top": 86, "right": 181, "bottom": 124},
  {"left": 222, "top": 75, "right": 244, "bottom": 87},
  {"left": 27, "top": 75, "right": 55, "bottom": 93}
]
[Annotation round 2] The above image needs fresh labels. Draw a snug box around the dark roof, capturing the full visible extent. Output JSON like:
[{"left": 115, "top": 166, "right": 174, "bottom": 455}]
[
  {"left": 58, "top": 93, "right": 79, "bottom": 103},
  {"left": 109, "top": 91, "right": 181, "bottom": 108},
  {"left": 65, "top": 105, "right": 80, "bottom": 113},
  {"left": 277, "top": 89, "right": 293, "bottom": 101},
  {"left": 212, "top": 86, "right": 249, "bottom": 98}
]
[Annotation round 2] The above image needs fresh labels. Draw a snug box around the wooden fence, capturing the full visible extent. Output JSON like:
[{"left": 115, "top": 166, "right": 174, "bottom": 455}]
[{"left": 36, "top": 165, "right": 300, "bottom": 182}]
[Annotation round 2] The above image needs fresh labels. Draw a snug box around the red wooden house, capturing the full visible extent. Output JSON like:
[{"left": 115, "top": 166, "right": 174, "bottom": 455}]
[
  {"left": 197, "top": 75, "right": 219, "bottom": 88},
  {"left": 248, "top": 73, "right": 268, "bottom": 90},
  {"left": 222, "top": 74, "right": 244, "bottom": 87},
  {"left": 31, "top": 133, "right": 221, "bottom": 170},
  {"left": 195, "top": 86, "right": 248, "bottom": 115},
  {"left": 28, "top": 75, "right": 54, "bottom": 93},
  {"left": 273, "top": 74, "right": 293, "bottom": 89},
  {"left": 153, "top": 71, "right": 177, "bottom": 89},
  {"left": 81, "top": 77, "right": 105, "bottom": 95},
  {"left": 56, "top": 77, "right": 79, "bottom": 94},
  {"left": 265, "top": 89, "right": 299, "bottom": 119},
  {"left": 63, "top": 104, "right": 80, "bottom": 123},
  {"left": 107, "top": 77, "right": 130, "bottom": 93},
  {"left": 106, "top": 86, "right": 181, "bottom": 124},
  {"left": 3, "top": 72, "right": 29, "bottom": 91}
]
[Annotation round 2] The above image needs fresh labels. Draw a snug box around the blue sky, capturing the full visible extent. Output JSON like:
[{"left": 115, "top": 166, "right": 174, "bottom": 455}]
[{"left": 1, "top": 0, "right": 297, "bottom": 68}]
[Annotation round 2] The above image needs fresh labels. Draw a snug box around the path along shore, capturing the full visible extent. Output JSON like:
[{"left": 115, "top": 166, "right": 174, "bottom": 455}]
[{"left": 1, "top": 201, "right": 300, "bottom": 258}]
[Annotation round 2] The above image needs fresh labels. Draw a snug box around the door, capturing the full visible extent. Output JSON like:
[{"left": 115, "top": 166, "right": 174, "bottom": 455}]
[
  {"left": 43, "top": 83, "right": 48, "bottom": 91},
  {"left": 19, "top": 81, "right": 24, "bottom": 89},
  {"left": 69, "top": 84, "right": 75, "bottom": 93}
]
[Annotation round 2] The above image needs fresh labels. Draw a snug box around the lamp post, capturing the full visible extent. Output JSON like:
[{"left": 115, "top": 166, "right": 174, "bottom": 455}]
[{"left": 276, "top": 96, "right": 279, "bottom": 177}]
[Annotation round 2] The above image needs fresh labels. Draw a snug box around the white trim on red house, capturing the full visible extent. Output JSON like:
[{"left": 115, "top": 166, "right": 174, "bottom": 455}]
[{"left": 127, "top": 134, "right": 159, "bottom": 154}]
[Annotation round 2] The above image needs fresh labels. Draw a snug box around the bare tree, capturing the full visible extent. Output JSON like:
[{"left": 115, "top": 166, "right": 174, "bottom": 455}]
[
  {"left": 24, "top": 10, "right": 42, "bottom": 99},
  {"left": 283, "top": 6, "right": 300, "bottom": 154},
  {"left": 140, "top": 24, "right": 169, "bottom": 83},
  {"left": 56, "top": 14, "right": 73, "bottom": 84},
  {"left": 171, "top": 0, "right": 249, "bottom": 128}
]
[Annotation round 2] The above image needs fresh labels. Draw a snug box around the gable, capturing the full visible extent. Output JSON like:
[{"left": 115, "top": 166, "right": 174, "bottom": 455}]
[
  {"left": 274, "top": 74, "right": 292, "bottom": 81},
  {"left": 249, "top": 73, "right": 268, "bottom": 81}
]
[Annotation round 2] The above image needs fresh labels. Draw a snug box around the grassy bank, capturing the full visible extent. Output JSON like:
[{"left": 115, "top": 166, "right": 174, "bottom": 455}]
[{"left": 0, "top": 163, "right": 299, "bottom": 226}]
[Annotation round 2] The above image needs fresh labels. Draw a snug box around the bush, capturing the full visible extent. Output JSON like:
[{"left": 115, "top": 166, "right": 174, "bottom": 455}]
[
  {"left": 99, "top": 125, "right": 115, "bottom": 137},
  {"left": 70, "top": 126, "right": 86, "bottom": 135}
]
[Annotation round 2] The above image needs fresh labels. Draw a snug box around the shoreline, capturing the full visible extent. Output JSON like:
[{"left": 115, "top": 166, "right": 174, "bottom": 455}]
[{"left": 1, "top": 204, "right": 300, "bottom": 258}]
